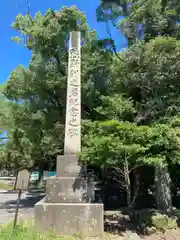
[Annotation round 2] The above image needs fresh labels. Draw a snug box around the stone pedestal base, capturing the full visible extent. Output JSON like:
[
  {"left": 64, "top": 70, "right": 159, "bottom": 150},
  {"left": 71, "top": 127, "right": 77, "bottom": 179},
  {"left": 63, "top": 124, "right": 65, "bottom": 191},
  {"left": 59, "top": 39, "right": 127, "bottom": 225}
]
[
  {"left": 35, "top": 154, "right": 104, "bottom": 236},
  {"left": 35, "top": 198, "right": 104, "bottom": 237},
  {"left": 45, "top": 177, "right": 87, "bottom": 203}
]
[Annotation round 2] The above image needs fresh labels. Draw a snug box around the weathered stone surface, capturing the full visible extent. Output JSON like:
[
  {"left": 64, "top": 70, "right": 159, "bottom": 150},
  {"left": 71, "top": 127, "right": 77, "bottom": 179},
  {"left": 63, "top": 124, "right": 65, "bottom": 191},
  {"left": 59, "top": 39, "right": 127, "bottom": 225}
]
[
  {"left": 145, "top": 226, "right": 156, "bottom": 235},
  {"left": 45, "top": 177, "right": 87, "bottom": 203},
  {"left": 56, "top": 155, "right": 81, "bottom": 177},
  {"left": 64, "top": 31, "right": 81, "bottom": 155},
  {"left": 15, "top": 169, "right": 30, "bottom": 190},
  {"left": 126, "top": 231, "right": 141, "bottom": 240},
  {"left": 35, "top": 199, "right": 104, "bottom": 237}
]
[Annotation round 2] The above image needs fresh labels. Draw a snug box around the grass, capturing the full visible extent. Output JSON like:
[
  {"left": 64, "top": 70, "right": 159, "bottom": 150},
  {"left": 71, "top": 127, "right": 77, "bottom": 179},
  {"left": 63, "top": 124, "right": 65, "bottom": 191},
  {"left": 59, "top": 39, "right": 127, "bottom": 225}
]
[
  {"left": 0, "top": 221, "right": 119, "bottom": 240},
  {"left": 0, "top": 181, "right": 13, "bottom": 190},
  {"left": 0, "top": 221, "right": 75, "bottom": 240}
]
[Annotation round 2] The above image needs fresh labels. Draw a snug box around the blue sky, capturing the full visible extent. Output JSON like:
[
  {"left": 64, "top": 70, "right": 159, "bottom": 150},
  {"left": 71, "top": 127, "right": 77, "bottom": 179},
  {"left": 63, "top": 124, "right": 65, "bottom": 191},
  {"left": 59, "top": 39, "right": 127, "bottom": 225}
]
[{"left": 1, "top": 0, "right": 126, "bottom": 85}]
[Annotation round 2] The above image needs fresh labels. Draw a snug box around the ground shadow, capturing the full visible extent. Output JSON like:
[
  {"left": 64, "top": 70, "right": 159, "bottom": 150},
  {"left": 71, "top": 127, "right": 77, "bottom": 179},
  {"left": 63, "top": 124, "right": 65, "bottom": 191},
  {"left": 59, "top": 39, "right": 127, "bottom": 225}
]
[
  {"left": 104, "top": 208, "right": 138, "bottom": 235},
  {"left": 0, "top": 187, "right": 45, "bottom": 194},
  {"left": 104, "top": 207, "right": 180, "bottom": 236},
  {"left": 0, "top": 191, "right": 45, "bottom": 212}
]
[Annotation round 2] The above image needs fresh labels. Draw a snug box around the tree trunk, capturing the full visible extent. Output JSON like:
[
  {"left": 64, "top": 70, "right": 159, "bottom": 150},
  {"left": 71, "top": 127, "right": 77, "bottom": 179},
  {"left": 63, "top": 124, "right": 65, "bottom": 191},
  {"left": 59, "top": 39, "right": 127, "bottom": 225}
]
[
  {"left": 124, "top": 160, "right": 132, "bottom": 208},
  {"left": 155, "top": 164, "right": 172, "bottom": 211},
  {"left": 131, "top": 169, "right": 140, "bottom": 208}
]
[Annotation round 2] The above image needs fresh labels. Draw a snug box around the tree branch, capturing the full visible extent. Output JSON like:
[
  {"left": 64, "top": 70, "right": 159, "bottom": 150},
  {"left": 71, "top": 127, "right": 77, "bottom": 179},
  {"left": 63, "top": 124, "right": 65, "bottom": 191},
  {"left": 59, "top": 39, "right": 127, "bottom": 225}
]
[
  {"left": 26, "top": 0, "right": 33, "bottom": 24},
  {"left": 54, "top": 52, "right": 66, "bottom": 76},
  {"left": 106, "top": 21, "right": 126, "bottom": 63}
]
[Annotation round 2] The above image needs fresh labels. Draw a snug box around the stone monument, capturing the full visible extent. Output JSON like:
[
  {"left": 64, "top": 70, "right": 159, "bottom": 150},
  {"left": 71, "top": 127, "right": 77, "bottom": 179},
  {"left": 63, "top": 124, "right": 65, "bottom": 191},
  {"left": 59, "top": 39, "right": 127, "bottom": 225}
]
[
  {"left": 35, "top": 31, "right": 104, "bottom": 236},
  {"left": 15, "top": 169, "right": 30, "bottom": 190}
]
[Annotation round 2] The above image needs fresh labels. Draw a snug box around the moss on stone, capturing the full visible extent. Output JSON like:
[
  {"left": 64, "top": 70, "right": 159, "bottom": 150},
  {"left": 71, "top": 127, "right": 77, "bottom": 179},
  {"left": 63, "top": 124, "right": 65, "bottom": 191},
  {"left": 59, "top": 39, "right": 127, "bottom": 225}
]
[{"left": 151, "top": 214, "right": 177, "bottom": 230}]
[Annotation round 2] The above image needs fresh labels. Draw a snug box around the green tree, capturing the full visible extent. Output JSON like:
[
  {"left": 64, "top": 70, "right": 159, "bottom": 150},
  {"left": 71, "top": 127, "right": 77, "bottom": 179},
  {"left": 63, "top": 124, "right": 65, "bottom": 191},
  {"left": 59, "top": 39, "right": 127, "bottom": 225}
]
[
  {"left": 97, "top": 0, "right": 180, "bottom": 211},
  {"left": 97, "top": 0, "right": 180, "bottom": 44},
  {"left": 1, "top": 6, "right": 114, "bottom": 171},
  {"left": 81, "top": 120, "right": 180, "bottom": 208},
  {"left": 113, "top": 36, "right": 180, "bottom": 210},
  {"left": 116, "top": 37, "right": 180, "bottom": 124}
]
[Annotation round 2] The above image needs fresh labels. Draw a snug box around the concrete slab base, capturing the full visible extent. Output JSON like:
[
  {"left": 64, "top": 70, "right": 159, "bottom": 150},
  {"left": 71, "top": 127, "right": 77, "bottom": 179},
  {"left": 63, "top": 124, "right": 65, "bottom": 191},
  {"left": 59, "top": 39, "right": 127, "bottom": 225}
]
[{"left": 35, "top": 197, "right": 104, "bottom": 237}]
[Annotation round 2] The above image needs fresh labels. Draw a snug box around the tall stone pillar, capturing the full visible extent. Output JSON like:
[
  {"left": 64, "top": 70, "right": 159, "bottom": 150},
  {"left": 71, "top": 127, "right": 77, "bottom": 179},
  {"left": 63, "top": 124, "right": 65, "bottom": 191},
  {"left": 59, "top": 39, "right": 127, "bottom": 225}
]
[
  {"left": 35, "top": 32, "right": 104, "bottom": 237},
  {"left": 64, "top": 31, "right": 81, "bottom": 155}
]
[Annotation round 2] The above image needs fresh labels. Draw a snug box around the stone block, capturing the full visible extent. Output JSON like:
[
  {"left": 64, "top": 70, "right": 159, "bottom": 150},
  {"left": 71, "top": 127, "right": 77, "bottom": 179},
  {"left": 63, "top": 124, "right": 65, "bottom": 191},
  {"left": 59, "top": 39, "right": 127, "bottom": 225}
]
[
  {"left": 45, "top": 176, "right": 87, "bottom": 203},
  {"left": 56, "top": 155, "right": 81, "bottom": 177},
  {"left": 35, "top": 198, "right": 104, "bottom": 237}
]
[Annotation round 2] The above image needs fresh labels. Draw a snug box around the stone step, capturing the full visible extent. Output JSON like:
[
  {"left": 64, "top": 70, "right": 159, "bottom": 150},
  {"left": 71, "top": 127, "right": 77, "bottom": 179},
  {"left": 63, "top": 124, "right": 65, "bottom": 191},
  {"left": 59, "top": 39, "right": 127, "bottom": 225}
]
[{"left": 45, "top": 176, "right": 87, "bottom": 203}]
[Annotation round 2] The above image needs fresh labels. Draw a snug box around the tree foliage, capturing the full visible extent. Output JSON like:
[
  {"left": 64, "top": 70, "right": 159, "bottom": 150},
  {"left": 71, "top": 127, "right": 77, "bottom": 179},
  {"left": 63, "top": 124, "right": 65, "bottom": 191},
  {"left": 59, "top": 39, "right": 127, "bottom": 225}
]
[
  {"left": 97, "top": 0, "right": 180, "bottom": 45},
  {"left": 115, "top": 37, "right": 180, "bottom": 124},
  {"left": 1, "top": 3, "right": 180, "bottom": 211},
  {"left": 81, "top": 120, "right": 180, "bottom": 168},
  {"left": 0, "top": 6, "right": 114, "bottom": 170}
]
